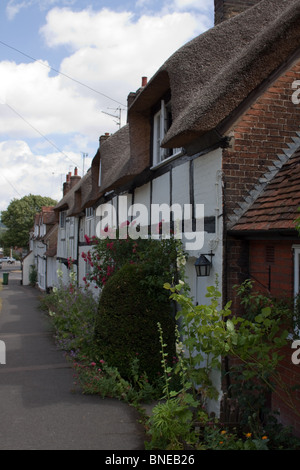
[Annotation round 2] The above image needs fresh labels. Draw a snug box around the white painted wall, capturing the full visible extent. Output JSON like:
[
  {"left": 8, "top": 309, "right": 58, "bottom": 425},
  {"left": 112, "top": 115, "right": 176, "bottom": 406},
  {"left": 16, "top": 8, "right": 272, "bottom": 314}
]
[
  {"left": 22, "top": 251, "right": 34, "bottom": 286},
  {"left": 46, "top": 257, "right": 58, "bottom": 289},
  {"left": 172, "top": 162, "right": 190, "bottom": 206},
  {"left": 152, "top": 173, "right": 170, "bottom": 205},
  {"left": 57, "top": 216, "right": 78, "bottom": 262}
]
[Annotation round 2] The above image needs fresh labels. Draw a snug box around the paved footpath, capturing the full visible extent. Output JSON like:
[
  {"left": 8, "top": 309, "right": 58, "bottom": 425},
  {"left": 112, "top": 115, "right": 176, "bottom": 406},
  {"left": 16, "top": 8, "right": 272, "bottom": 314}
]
[{"left": 0, "top": 275, "right": 145, "bottom": 450}]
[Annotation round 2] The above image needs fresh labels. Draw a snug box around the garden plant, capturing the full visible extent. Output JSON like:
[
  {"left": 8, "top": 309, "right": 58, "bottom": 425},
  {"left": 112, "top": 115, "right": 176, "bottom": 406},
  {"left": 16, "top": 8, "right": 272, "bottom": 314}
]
[{"left": 41, "top": 236, "right": 300, "bottom": 450}]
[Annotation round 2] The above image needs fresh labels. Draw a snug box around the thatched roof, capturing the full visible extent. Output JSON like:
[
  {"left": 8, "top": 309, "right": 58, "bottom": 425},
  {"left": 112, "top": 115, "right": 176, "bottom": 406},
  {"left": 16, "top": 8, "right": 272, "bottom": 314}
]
[
  {"left": 58, "top": 0, "right": 300, "bottom": 214},
  {"left": 89, "top": 124, "right": 144, "bottom": 205},
  {"left": 129, "top": 0, "right": 300, "bottom": 149}
]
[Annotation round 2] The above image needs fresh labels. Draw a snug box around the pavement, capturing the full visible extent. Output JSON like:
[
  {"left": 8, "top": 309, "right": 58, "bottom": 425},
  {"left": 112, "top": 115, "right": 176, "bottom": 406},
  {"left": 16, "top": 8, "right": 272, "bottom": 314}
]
[{"left": 0, "top": 271, "right": 145, "bottom": 450}]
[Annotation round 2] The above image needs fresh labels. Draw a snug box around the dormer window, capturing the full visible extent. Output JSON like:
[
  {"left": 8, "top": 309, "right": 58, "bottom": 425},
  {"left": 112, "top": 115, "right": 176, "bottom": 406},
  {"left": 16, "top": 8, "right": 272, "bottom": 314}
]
[
  {"left": 152, "top": 99, "right": 182, "bottom": 167},
  {"left": 86, "top": 207, "right": 94, "bottom": 218}
]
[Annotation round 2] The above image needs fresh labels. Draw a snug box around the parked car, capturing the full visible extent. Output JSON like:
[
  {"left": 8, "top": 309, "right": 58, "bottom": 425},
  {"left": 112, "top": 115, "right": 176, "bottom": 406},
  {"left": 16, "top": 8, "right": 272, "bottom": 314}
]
[{"left": 0, "top": 257, "right": 16, "bottom": 264}]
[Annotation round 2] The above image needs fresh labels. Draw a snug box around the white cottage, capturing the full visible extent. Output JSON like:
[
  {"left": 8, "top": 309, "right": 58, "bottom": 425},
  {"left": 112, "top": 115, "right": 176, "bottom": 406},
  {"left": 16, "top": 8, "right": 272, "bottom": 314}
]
[
  {"left": 23, "top": 206, "right": 58, "bottom": 290},
  {"left": 74, "top": 76, "right": 226, "bottom": 413}
]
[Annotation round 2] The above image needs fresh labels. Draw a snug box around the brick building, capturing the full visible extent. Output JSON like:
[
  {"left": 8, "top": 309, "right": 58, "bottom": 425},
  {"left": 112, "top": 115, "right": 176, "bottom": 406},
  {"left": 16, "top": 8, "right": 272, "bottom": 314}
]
[{"left": 220, "top": 1, "right": 300, "bottom": 433}]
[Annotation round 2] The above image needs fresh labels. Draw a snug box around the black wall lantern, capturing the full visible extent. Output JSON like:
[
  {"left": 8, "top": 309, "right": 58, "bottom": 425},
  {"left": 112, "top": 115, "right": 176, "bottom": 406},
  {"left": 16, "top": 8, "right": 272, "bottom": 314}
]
[{"left": 194, "top": 251, "right": 214, "bottom": 277}]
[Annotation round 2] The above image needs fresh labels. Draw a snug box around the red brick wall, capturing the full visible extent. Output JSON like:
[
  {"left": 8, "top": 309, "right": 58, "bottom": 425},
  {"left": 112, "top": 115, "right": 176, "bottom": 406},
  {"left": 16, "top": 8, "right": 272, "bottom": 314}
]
[
  {"left": 249, "top": 240, "right": 294, "bottom": 298},
  {"left": 224, "top": 236, "right": 249, "bottom": 312},
  {"left": 272, "top": 343, "right": 300, "bottom": 436},
  {"left": 226, "top": 238, "right": 300, "bottom": 435},
  {"left": 249, "top": 240, "right": 300, "bottom": 434},
  {"left": 223, "top": 59, "right": 300, "bottom": 223},
  {"left": 223, "top": 58, "right": 300, "bottom": 435}
]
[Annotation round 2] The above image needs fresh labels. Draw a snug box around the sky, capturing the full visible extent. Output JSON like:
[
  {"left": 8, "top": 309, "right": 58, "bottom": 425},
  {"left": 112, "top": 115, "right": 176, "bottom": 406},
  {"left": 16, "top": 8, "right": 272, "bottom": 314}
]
[{"left": 0, "top": 0, "right": 214, "bottom": 212}]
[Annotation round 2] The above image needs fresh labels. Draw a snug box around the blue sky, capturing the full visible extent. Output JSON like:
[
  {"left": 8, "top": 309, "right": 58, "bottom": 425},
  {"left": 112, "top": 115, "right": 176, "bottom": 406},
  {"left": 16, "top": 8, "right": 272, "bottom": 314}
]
[{"left": 0, "top": 0, "right": 214, "bottom": 211}]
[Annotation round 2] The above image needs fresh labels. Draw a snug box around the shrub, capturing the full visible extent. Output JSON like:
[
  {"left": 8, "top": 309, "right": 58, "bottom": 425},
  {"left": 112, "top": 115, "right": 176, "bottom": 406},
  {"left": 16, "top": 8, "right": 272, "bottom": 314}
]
[
  {"left": 94, "top": 263, "right": 176, "bottom": 383},
  {"left": 40, "top": 265, "right": 98, "bottom": 361},
  {"left": 29, "top": 264, "right": 37, "bottom": 286}
]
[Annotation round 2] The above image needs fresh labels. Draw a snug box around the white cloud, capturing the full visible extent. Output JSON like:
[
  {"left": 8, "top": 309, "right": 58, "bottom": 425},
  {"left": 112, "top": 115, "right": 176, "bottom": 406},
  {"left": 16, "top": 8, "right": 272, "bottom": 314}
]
[
  {"left": 0, "top": 59, "right": 108, "bottom": 140},
  {"left": 173, "top": 0, "right": 213, "bottom": 11},
  {"left": 40, "top": 7, "right": 208, "bottom": 101},
  {"left": 6, "top": 1, "right": 25, "bottom": 20},
  {"left": 0, "top": 140, "right": 81, "bottom": 210},
  {"left": 0, "top": 2, "right": 213, "bottom": 210},
  {"left": 0, "top": 6, "right": 209, "bottom": 148},
  {"left": 6, "top": 0, "right": 74, "bottom": 20}
]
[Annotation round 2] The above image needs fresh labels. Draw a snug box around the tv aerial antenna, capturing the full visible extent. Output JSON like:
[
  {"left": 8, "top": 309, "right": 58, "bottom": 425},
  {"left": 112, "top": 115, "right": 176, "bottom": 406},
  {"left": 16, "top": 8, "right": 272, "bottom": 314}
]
[{"left": 101, "top": 106, "right": 125, "bottom": 129}]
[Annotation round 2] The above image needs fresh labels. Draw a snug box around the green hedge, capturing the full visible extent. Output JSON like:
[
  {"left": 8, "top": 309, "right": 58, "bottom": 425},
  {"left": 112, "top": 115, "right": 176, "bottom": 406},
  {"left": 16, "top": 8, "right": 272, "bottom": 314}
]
[{"left": 94, "top": 263, "right": 176, "bottom": 383}]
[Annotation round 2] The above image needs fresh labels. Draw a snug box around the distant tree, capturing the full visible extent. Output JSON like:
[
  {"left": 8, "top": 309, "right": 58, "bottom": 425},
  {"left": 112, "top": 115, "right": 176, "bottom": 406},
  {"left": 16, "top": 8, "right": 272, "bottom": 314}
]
[{"left": 1, "top": 194, "right": 57, "bottom": 249}]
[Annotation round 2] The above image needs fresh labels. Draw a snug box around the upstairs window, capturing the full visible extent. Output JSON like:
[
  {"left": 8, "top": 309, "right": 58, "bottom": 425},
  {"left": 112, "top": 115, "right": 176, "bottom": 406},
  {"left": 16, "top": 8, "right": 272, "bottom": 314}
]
[
  {"left": 86, "top": 208, "right": 94, "bottom": 218},
  {"left": 152, "top": 99, "right": 182, "bottom": 167},
  {"left": 85, "top": 207, "right": 95, "bottom": 238},
  {"left": 60, "top": 211, "right": 66, "bottom": 229}
]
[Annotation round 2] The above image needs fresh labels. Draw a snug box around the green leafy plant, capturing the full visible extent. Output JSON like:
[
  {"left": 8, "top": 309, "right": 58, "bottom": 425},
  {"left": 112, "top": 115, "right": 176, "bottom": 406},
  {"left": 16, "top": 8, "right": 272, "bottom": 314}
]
[
  {"left": 29, "top": 264, "right": 37, "bottom": 287},
  {"left": 81, "top": 227, "right": 187, "bottom": 292},
  {"left": 94, "top": 262, "right": 177, "bottom": 383},
  {"left": 145, "top": 279, "right": 299, "bottom": 450},
  {"left": 40, "top": 263, "right": 98, "bottom": 361},
  {"left": 225, "top": 279, "right": 300, "bottom": 437}
]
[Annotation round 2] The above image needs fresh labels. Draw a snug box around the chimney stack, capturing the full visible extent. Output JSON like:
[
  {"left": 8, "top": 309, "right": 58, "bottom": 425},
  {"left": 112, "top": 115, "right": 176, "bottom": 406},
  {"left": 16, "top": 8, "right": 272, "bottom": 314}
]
[
  {"left": 99, "top": 132, "right": 111, "bottom": 147},
  {"left": 63, "top": 168, "right": 81, "bottom": 196},
  {"left": 126, "top": 77, "right": 148, "bottom": 121},
  {"left": 214, "top": 0, "right": 260, "bottom": 25},
  {"left": 63, "top": 173, "right": 71, "bottom": 197},
  {"left": 70, "top": 167, "right": 81, "bottom": 188},
  {"left": 127, "top": 91, "right": 137, "bottom": 118}
]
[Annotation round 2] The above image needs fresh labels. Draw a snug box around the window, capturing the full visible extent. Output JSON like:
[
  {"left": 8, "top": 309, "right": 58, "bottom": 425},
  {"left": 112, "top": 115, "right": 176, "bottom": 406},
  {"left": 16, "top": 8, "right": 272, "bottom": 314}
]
[
  {"left": 60, "top": 211, "right": 66, "bottom": 229},
  {"left": 69, "top": 217, "right": 75, "bottom": 238},
  {"left": 152, "top": 100, "right": 182, "bottom": 167},
  {"left": 85, "top": 207, "right": 95, "bottom": 238},
  {"left": 86, "top": 208, "right": 94, "bottom": 218}
]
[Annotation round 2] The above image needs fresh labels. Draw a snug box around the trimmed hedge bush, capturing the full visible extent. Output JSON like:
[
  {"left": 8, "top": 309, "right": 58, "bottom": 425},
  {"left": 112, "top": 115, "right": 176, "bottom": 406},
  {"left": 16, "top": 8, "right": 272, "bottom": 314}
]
[{"left": 94, "top": 263, "right": 176, "bottom": 383}]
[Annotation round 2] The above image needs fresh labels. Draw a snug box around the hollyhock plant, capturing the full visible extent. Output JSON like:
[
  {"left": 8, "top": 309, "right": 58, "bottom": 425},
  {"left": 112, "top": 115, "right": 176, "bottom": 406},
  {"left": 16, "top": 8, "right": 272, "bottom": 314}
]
[{"left": 81, "top": 222, "right": 187, "bottom": 290}]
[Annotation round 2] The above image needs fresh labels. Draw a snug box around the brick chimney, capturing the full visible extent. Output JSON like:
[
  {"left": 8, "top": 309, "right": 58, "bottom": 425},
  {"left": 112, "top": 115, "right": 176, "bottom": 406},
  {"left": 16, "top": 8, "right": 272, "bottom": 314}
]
[
  {"left": 214, "top": 0, "right": 261, "bottom": 25},
  {"left": 70, "top": 167, "right": 81, "bottom": 188},
  {"left": 63, "top": 172, "right": 71, "bottom": 197},
  {"left": 99, "top": 132, "right": 111, "bottom": 147},
  {"left": 63, "top": 168, "right": 81, "bottom": 196},
  {"left": 127, "top": 77, "right": 148, "bottom": 121}
]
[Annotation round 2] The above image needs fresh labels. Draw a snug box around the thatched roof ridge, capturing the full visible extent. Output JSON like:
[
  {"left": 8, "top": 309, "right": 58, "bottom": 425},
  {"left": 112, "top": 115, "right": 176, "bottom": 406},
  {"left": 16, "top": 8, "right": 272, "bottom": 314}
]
[{"left": 129, "top": 0, "right": 300, "bottom": 148}]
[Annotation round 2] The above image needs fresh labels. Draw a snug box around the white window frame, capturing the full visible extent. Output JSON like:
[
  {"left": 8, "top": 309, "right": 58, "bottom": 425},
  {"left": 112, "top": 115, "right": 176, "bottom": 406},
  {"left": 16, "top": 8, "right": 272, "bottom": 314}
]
[
  {"left": 85, "top": 207, "right": 95, "bottom": 238},
  {"left": 69, "top": 216, "right": 75, "bottom": 238},
  {"left": 152, "top": 100, "right": 182, "bottom": 168},
  {"left": 86, "top": 208, "right": 94, "bottom": 218},
  {"left": 60, "top": 211, "right": 66, "bottom": 229}
]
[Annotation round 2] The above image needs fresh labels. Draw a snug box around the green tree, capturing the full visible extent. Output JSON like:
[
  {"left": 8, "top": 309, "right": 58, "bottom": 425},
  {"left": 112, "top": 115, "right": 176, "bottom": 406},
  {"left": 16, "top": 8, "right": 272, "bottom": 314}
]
[{"left": 1, "top": 194, "right": 57, "bottom": 249}]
